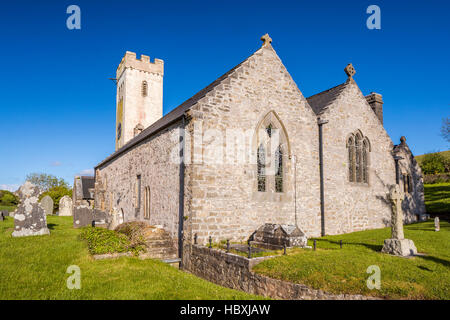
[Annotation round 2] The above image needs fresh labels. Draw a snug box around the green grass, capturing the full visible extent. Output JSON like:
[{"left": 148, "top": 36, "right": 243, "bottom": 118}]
[
  {"left": 424, "top": 183, "right": 450, "bottom": 214},
  {"left": 253, "top": 221, "right": 450, "bottom": 300},
  {"left": 0, "top": 216, "right": 260, "bottom": 300},
  {"left": 0, "top": 205, "right": 16, "bottom": 212}
]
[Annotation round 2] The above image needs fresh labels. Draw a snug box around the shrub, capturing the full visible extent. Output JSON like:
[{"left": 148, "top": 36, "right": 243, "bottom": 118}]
[
  {"left": 0, "top": 190, "right": 19, "bottom": 206},
  {"left": 79, "top": 227, "right": 145, "bottom": 255},
  {"left": 420, "top": 153, "right": 448, "bottom": 174},
  {"left": 423, "top": 173, "right": 450, "bottom": 184},
  {"left": 115, "top": 222, "right": 147, "bottom": 252}
]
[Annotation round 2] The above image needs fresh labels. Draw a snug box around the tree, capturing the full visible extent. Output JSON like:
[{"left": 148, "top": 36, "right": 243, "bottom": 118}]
[
  {"left": 441, "top": 117, "right": 450, "bottom": 143},
  {"left": 0, "top": 190, "right": 19, "bottom": 206},
  {"left": 25, "top": 173, "right": 69, "bottom": 192},
  {"left": 420, "top": 152, "right": 446, "bottom": 174}
]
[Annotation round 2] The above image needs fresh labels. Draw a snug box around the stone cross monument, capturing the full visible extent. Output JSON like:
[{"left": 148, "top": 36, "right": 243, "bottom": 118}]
[
  {"left": 390, "top": 184, "right": 405, "bottom": 240},
  {"left": 381, "top": 184, "right": 417, "bottom": 256}
]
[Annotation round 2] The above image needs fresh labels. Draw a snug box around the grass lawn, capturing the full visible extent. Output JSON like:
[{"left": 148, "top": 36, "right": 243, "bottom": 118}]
[
  {"left": 253, "top": 221, "right": 450, "bottom": 300},
  {"left": 424, "top": 183, "right": 450, "bottom": 215},
  {"left": 0, "top": 216, "right": 260, "bottom": 300}
]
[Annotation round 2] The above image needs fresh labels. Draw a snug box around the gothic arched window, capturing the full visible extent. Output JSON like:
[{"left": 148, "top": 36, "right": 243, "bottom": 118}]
[
  {"left": 348, "top": 136, "right": 355, "bottom": 182},
  {"left": 275, "top": 145, "right": 283, "bottom": 193},
  {"left": 254, "top": 111, "right": 290, "bottom": 194},
  {"left": 347, "top": 131, "right": 370, "bottom": 184},
  {"left": 257, "top": 144, "right": 266, "bottom": 192},
  {"left": 144, "top": 187, "right": 151, "bottom": 219},
  {"left": 362, "top": 139, "right": 369, "bottom": 183},
  {"left": 142, "top": 81, "right": 148, "bottom": 97}
]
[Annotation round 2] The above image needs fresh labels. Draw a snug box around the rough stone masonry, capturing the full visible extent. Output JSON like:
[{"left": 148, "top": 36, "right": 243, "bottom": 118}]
[{"left": 91, "top": 34, "right": 426, "bottom": 251}]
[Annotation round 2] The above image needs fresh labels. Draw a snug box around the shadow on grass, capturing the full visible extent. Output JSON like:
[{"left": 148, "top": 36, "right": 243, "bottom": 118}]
[
  {"left": 418, "top": 255, "right": 450, "bottom": 268},
  {"left": 47, "top": 223, "right": 58, "bottom": 230},
  {"left": 315, "top": 239, "right": 383, "bottom": 252},
  {"left": 418, "top": 265, "right": 433, "bottom": 272}
]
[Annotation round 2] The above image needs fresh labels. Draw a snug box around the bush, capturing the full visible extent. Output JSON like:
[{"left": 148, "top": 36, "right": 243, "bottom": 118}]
[
  {"left": 0, "top": 190, "right": 19, "bottom": 206},
  {"left": 115, "top": 222, "right": 147, "bottom": 252},
  {"left": 79, "top": 227, "right": 145, "bottom": 255},
  {"left": 39, "top": 186, "right": 72, "bottom": 213},
  {"left": 420, "top": 153, "right": 448, "bottom": 174}
]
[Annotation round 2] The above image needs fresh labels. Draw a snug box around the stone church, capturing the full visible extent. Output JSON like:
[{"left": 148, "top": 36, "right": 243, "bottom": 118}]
[{"left": 93, "top": 34, "right": 426, "bottom": 252}]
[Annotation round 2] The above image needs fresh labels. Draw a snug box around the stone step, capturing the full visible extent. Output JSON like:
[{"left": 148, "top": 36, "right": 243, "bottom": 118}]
[
  {"left": 146, "top": 240, "right": 174, "bottom": 248},
  {"left": 139, "top": 252, "right": 178, "bottom": 260}
]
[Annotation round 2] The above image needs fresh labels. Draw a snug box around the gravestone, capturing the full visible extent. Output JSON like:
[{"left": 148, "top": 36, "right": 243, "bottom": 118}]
[
  {"left": 12, "top": 181, "right": 50, "bottom": 237},
  {"left": 0, "top": 212, "right": 4, "bottom": 221},
  {"left": 381, "top": 184, "right": 417, "bottom": 256},
  {"left": 0, "top": 210, "right": 8, "bottom": 217},
  {"left": 73, "top": 205, "right": 94, "bottom": 228},
  {"left": 40, "top": 195, "right": 54, "bottom": 215},
  {"left": 251, "top": 223, "right": 307, "bottom": 249},
  {"left": 58, "top": 196, "right": 72, "bottom": 216},
  {"left": 434, "top": 217, "right": 440, "bottom": 232}
]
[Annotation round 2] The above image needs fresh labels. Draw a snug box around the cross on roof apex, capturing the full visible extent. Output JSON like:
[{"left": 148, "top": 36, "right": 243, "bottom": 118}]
[
  {"left": 261, "top": 34, "right": 272, "bottom": 47},
  {"left": 344, "top": 63, "right": 356, "bottom": 78}
]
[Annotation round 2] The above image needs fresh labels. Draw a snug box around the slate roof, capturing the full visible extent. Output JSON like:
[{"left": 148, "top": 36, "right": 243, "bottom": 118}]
[
  {"left": 96, "top": 48, "right": 261, "bottom": 169},
  {"left": 306, "top": 80, "right": 350, "bottom": 115},
  {"left": 80, "top": 176, "right": 95, "bottom": 199}
]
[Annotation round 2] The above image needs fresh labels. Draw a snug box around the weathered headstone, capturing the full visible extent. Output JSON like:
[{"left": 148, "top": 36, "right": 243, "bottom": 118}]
[
  {"left": 58, "top": 195, "right": 73, "bottom": 216},
  {"left": 40, "top": 195, "right": 54, "bottom": 215},
  {"left": 0, "top": 210, "right": 8, "bottom": 217},
  {"left": 12, "top": 181, "right": 50, "bottom": 237},
  {"left": 73, "top": 205, "right": 94, "bottom": 228},
  {"left": 381, "top": 184, "right": 417, "bottom": 256},
  {"left": 0, "top": 212, "right": 4, "bottom": 221},
  {"left": 434, "top": 217, "right": 440, "bottom": 232}
]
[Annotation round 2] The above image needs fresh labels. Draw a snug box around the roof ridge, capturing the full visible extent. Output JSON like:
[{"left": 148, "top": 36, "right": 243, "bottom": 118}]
[
  {"left": 306, "top": 79, "right": 351, "bottom": 115},
  {"left": 96, "top": 47, "right": 264, "bottom": 169}
]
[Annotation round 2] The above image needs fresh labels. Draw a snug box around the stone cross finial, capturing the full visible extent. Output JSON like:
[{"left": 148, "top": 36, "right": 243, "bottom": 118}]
[
  {"left": 344, "top": 63, "right": 356, "bottom": 78},
  {"left": 389, "top": 184, "right": 405, "bottom": 240},
  {"left": 261, "top": 34, "right": 272, "bottom": 47}
]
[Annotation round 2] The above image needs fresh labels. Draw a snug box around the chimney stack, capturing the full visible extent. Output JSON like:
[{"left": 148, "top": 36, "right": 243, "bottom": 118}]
[{"left": 365, "top": 92, "right": 383, "bottom": 125}]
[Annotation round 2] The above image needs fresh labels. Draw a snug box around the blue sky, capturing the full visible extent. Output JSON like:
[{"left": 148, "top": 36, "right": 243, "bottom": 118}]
[{"left": 0, "top": 0, "right": 448, "bottom": 190}]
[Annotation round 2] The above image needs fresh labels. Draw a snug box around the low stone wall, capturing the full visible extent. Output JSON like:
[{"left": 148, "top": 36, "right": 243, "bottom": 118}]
[{"left": 183, "top": 245, "right": 378, "bottom": 300}]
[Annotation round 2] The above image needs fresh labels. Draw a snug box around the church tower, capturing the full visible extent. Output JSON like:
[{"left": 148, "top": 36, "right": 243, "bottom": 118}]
[{"left": 115, "top": 51, "right": 164, "bottom": 150}]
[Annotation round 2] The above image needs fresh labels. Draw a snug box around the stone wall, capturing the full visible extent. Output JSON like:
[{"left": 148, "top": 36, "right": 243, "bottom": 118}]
[
  {"left": 394, "top": 140, "right": 426, "bottom": 221},
  {"left": 95, "top": 120, "right": 182, "bottom": 240},
  {"left": 183, "top": 245, "right": 377, "bottom": 300},
  {"left": 318, "top": 80, "right": 403, "bottom": 235},
  {"left": 184, "top": 46, "right": 321, "bottom": 244}
]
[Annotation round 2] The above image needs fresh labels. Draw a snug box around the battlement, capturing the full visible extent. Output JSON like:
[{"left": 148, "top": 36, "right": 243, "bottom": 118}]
[{"left": 116, "top": 51, "right": 164, "bottom": 79}]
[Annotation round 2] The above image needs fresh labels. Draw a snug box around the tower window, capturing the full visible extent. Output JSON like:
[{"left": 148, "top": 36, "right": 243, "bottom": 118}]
[{"left": 142, "top": 81, "right": 148, "bottom": 97}]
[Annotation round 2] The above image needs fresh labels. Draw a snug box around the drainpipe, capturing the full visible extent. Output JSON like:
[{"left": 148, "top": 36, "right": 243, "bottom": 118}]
[
  {"left": 318, "top": 118, "right": 329, "bottom": 237},
  {"left": 178, "top": 115, "right": 186, "bottom": 268}
]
